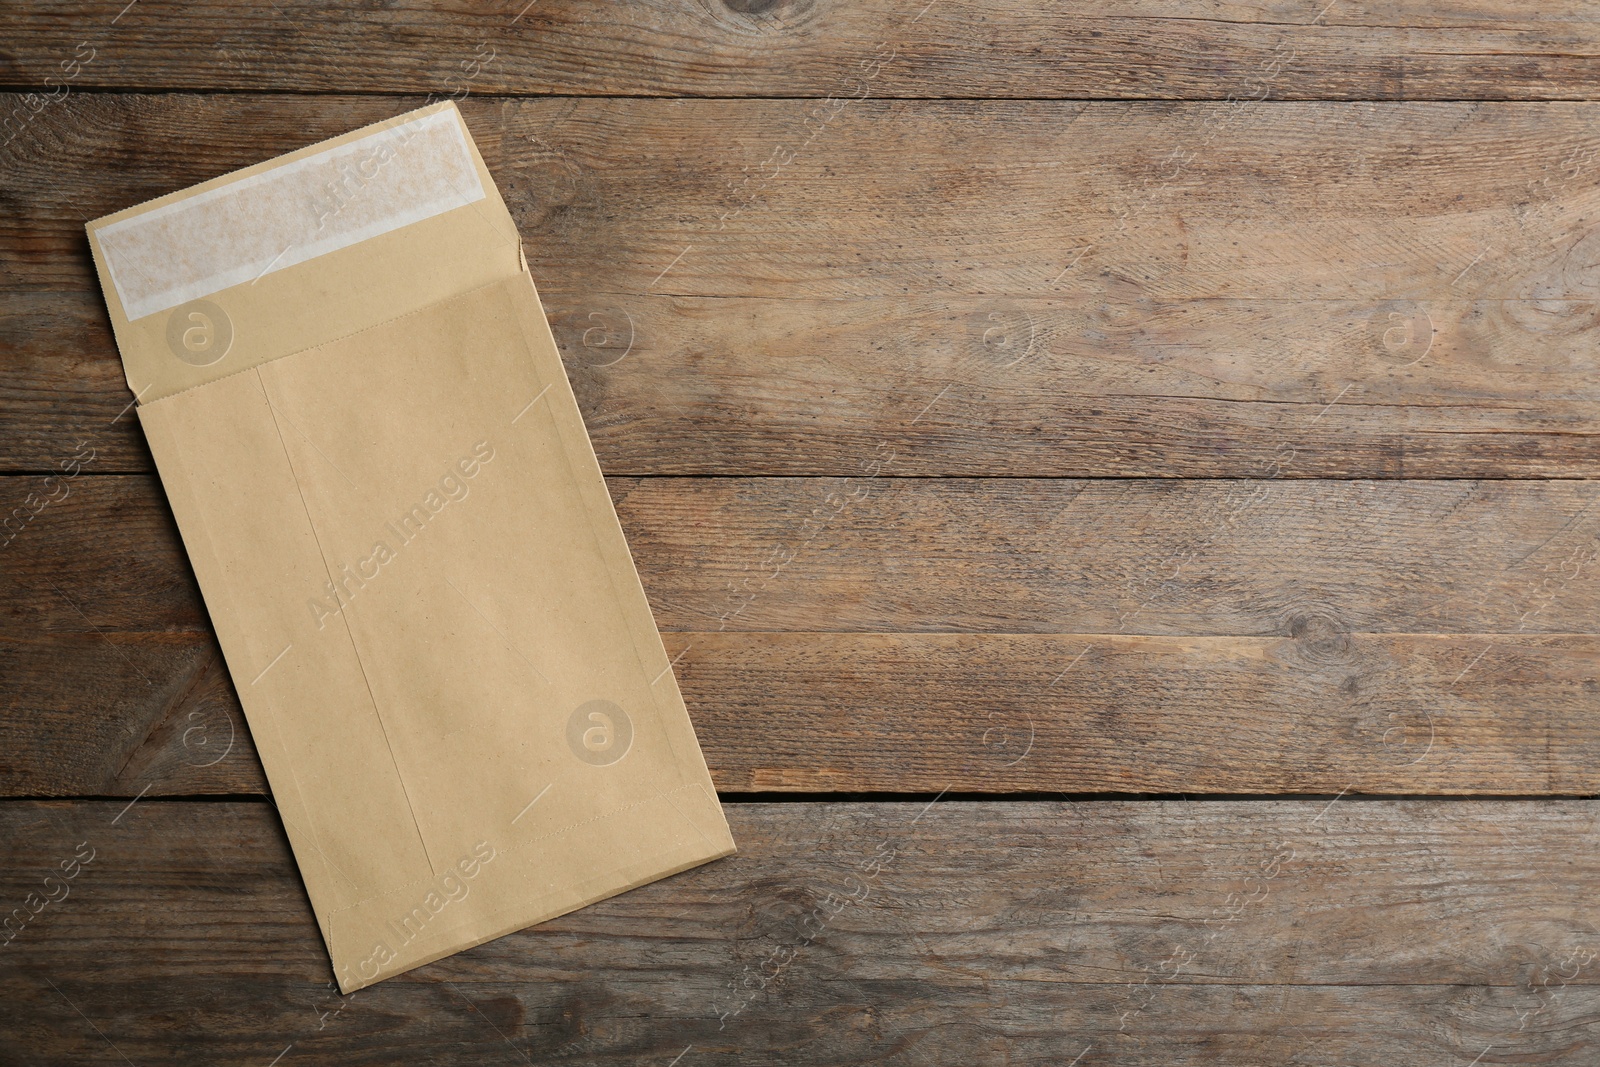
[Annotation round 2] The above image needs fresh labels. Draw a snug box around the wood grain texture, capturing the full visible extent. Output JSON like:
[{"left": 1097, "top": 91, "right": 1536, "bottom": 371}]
[
  {"left": 0, "top": 291, "right": 147, "bottom": 473},
  {"left": 675, "top": 631, "right": 1600, "bottom": 794},
  {"left": 4, "top": 799, "right": 1600, "bottom": 1065},
  {"left": 7, "top": 287, "right": 1600, "bottom": 478},
  {"left": 11, "top": 475, "right": 1600, "bottom": 638},
  {"left": 0, "top": 633, "right": 256, "bottom": 797},
  {"left": 613, "top": 476, "right": 1600, "bottom": 637},
  {"left": 6, "top": 96, "right": 1599, "bottom": 476},
  {"left": 6, "top": 476, "right": 1598, "bottom": 796},
  {"left": 5, "top": 1, "right": 1600, "bottom": 100},
  {"left": 7, "top": 629, "right": 1596, "bottom": 797},
  {"left": 3, "top": 4, "right": 1597, "bottom": 1062},
  {"left": 11, "top": 96, "right": 1600, "bottom": 300}
]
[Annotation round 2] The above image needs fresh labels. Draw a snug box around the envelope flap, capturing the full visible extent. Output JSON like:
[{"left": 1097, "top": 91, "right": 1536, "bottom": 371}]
[{"left": 85, "top": 101, "right": 523, "bottom": 404}]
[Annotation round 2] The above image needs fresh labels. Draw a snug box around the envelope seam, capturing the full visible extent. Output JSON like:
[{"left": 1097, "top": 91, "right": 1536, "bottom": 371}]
[
  {"left": 138, "top": 402, "right": 362, "bottom": 945},
  {"left": 320, "top": 782, "right": 715, "bottom": 920},
  {"left": 141, "top": 277, "right": 510, "bottom": 407},
  {"left": 256, "top": 366, "right": 442, "bottom": 880}
]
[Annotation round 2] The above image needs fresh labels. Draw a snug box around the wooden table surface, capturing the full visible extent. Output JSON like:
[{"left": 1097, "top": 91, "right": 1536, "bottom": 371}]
[{"left": 5, "top": 2, "right": 1600, "bottom": 1064}]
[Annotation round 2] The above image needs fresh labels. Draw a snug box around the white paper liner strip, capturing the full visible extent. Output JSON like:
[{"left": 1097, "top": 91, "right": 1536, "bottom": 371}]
[{"left": 97, "top": 109, "right": 487, "bottom": 321}]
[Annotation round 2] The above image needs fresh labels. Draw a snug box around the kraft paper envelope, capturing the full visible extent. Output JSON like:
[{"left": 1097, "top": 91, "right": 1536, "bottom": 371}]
[{"left": 85, "top": 101, "right": 735, "bottom": 992}]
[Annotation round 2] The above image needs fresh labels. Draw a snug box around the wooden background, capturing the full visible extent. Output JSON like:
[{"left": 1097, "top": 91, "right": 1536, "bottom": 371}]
[{"left": 4, "top": 1, "right": 1600, "bottom": 1063}]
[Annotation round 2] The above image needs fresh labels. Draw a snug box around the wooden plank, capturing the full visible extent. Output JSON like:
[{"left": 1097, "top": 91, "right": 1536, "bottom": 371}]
[
  {"left": 0, "top": 632, "right": 259, "bottom": 797},
  {"left": 4, "top": 799, "right": 1600, "bottom": 1065},
  {"left": 6, "top": 96, "right": 1599, "bottom": 477},
  {"left": 11, "top": 97, "right": 1600, "bottom": 299},
  {"left": 5, "top": 1, "right": 1599, "bottom": 100},
  {"left": 10, "top": 475, "right": 1600, "bottom": 638},
  {"left": 612, "top": 475, "right": 1600, "bottom": 636},
  {"left": 7, "top": 628, "right": 1595, "bottom": 797},
  {"left": 0, "top": 474, "right": 196, "bottom": 634},
  {"left": 0, "top": 291, "right": 147, "bottom": 473},
  {"left": 676, "top": 631, "right": 1600, "bottom": 794},
  {"left": 5, "top": 476, "right": 1598, "bottom": 796},
  {"left": 8, "top": 287, "right": 1600, "bottom": 478}
]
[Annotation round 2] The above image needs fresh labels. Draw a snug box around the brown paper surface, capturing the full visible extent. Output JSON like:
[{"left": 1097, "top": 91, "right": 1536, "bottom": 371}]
[{"left": 85, "top": 101, "right": 734, "bottom": 992}]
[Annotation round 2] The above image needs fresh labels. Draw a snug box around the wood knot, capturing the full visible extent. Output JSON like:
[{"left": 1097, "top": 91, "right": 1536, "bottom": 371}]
[
  {"left": 1286, "top": 610, "right": 1354, "bottom": 666},
  {"left": 708, "top": 0, "right": 814, "bottom": 34}
]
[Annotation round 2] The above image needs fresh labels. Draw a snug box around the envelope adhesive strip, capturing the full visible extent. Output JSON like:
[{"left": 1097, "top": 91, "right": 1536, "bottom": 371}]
[{"left": 96, "top": 108, "right": 486, "bottom": 321}]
